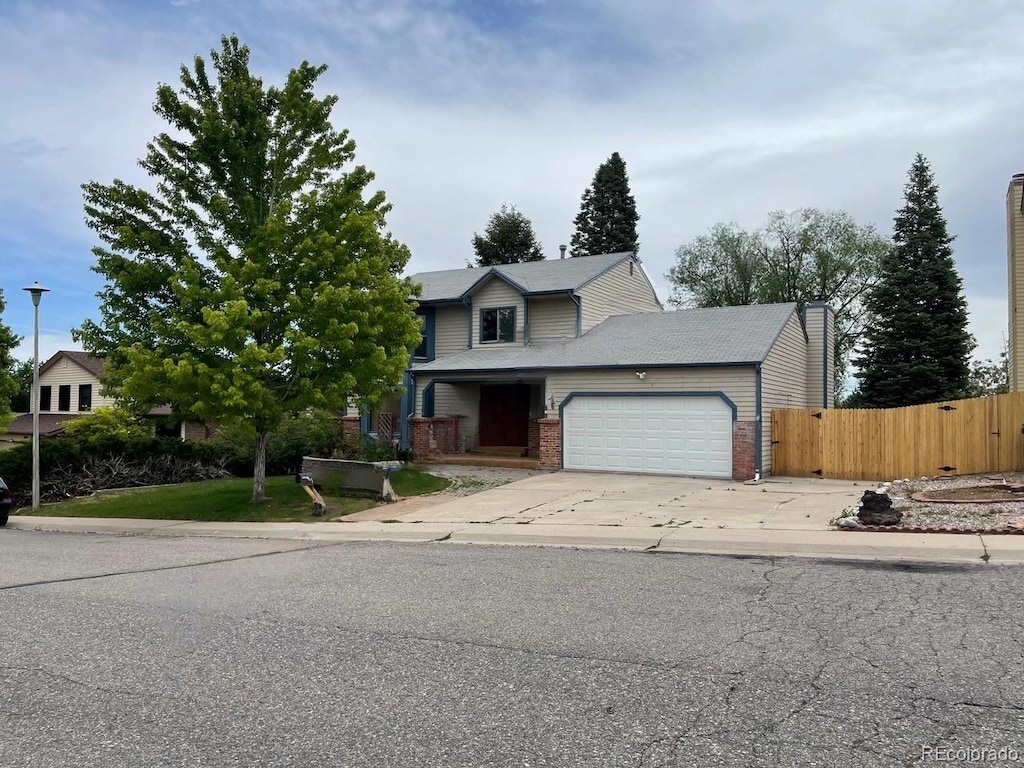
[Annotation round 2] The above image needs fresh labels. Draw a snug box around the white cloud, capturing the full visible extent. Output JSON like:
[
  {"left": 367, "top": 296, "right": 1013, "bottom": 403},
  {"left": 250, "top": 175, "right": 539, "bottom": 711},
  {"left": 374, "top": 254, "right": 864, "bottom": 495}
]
[
  {"left": 0, "top": 0, "right": 1021, "bottom": 372},
  {"left": 13, "top": 332, "right": 79, "bottom": 367}
]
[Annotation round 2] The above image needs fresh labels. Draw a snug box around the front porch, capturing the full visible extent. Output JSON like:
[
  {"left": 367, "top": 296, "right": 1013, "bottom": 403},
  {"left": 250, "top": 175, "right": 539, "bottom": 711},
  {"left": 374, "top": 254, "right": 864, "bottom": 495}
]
[{"left": 411, "top": 378, "right": 562, "bottom": 469}]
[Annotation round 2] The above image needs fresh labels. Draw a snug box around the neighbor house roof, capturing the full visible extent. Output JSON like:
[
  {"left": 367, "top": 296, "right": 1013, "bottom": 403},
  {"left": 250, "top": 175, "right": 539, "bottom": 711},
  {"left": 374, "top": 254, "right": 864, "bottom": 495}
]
[
  {"left": 39, "top": 350, "right": 108, "bottom": 378},
  {"left": 410, "top": 252, "right": 635, "bottom": 303},
  {"left": 411, "top": 303, "right": 799, "bottom": 373},
  {"left": 4, "top": 413, "right": 75, "bottom": 437}
]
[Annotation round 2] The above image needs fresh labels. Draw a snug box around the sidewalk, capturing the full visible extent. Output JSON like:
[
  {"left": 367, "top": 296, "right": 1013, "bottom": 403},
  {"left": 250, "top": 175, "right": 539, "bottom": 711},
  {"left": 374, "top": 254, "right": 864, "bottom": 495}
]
[{"left": 8, "top": 514, "right": 1023, "bottom": 565}]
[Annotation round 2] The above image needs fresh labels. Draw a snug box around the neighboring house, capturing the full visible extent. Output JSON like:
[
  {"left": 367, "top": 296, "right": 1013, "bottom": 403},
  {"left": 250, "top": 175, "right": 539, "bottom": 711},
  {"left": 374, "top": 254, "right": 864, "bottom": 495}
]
[
  {"left": 1008, "top": 173, "right": 1024, "bottom": 391},
  {"left": 3, "top": 350, "right": 211, "bottom": 442},
  {"left": 354, "top": 251, "right": 834, "bottom": 481}
]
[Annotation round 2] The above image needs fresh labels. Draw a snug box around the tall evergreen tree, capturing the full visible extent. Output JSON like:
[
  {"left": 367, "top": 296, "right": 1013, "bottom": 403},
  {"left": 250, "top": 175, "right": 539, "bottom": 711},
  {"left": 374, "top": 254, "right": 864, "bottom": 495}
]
[
  {"left": 570, "top": 152, "right": 639, "bottom": 257},
  {"left": 471, "top": 204, "right": 544, "bottom": 266},
  {"left": 852, "top": 154, "right": 973, "bottom": 407}
]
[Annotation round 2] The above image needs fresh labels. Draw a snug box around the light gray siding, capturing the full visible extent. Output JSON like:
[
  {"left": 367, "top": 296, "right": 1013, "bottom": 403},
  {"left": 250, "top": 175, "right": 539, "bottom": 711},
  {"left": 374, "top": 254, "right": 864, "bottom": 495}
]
[
  {"left": 430, "top": 381, "right": 480, "bottom": 450},
  {"left": 434, "top": 304, "right": 469, "bottom": 358},
  {"left": 802, "top": 304, "right": 835, "bottom": 410},
  {"left": 32, "top": 359, "right": 114, "bottom": 413},
  {"left": 761, "top": 310, "right": 810, "bottom": 475},
  {"left": 577, "top": 258, "right": 662, "bottom": 332},
  {"left": 528, "top": 295, "right": 577, "bottom": 340},
  {"left": 471, "top": 279, "right": 525, "bottom": 346},
  {"left": 546, "top": 366, "right": 756, "bottom": 422}
]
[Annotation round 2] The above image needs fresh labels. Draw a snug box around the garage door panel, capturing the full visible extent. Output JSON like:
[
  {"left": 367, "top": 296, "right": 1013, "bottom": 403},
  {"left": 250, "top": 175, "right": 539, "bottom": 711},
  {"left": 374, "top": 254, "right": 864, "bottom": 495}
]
[{"left": 563, "top": 395, "right": 733, "bottom": 478}]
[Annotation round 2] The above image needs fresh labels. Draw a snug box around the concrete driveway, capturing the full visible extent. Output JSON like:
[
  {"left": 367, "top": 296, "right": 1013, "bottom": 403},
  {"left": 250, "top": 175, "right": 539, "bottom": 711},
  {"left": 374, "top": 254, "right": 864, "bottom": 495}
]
[{"left": 373, "top": 472, "right": 866, "bottom": 530}]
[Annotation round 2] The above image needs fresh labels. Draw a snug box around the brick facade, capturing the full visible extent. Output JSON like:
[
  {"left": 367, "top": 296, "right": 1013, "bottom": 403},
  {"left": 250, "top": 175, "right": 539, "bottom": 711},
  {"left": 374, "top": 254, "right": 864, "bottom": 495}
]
[
  {"left": 732, "top": 421, "right": 757, "bottom": 481},
  {"left": 341, "top": 415, "right": 362, "bottom": 440},
  {"left": 409, "top": 416, "right": 461, "bottom": 460},
  {"left": 182, "top": 420, "right": 215, "bottom": 441},
  {"left": 537, "top": 417, "right": 562, "bottom": 470},
  {"left": 527, "top": 419, "right": 540, "bottom": 458}
]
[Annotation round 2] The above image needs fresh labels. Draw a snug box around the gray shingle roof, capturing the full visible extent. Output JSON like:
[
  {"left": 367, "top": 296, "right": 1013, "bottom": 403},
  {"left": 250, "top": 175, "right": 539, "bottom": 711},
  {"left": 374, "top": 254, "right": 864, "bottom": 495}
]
[
  {"left": 411, "top": 303, "right": 800, "bottom": 372},
  {"left": 40, "top": 350, "right": 108, "bottom": 378},
  {"left": 410, "top": 252, "right": 633, "bottom": 302}
]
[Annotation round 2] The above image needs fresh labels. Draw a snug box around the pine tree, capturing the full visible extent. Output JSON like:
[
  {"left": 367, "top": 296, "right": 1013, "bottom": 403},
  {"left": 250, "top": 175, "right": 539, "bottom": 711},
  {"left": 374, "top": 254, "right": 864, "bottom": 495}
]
[
  {"left": 471, "top": 204, "right": 544, "bottom": 266},
  {"left": 570, "top": 152, "right": 639, "bottom": 257},
  {"left": 852, "top": 154, "right": 974, "bottom": 407}
]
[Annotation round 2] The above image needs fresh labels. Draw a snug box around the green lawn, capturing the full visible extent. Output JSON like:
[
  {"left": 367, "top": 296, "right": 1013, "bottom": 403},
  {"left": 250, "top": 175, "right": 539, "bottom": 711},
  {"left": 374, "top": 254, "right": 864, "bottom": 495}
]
[{"left": 23, "top": 468, "right": 451, "bottom": 523}]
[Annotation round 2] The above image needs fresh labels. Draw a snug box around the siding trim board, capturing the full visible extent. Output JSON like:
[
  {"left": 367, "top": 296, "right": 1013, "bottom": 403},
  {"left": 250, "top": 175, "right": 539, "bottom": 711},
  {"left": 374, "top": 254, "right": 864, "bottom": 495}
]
[
  {"left": 416, "top": 360, "right": 763, "bottom": 376},
  {"left": 755, "top": 364, "right": 763, "bottom": 476},
  {"left": 558, "top": 390, "right": 739, "bottom": 421},
  {"left": 821, "top": 305, "right": 829, "bottom": 408}
]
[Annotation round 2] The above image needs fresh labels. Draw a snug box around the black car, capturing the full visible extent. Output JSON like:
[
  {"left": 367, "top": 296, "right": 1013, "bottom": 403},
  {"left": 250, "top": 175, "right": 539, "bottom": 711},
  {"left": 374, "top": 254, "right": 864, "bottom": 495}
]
[{"left": 0, "top": 477, "right": 11, "bottom": 526}]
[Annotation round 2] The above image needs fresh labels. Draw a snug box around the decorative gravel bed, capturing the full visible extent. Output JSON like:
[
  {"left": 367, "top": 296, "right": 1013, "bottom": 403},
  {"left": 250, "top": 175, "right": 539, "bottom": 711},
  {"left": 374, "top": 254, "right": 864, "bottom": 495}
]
[{"left": 835, "top": 473, "right": 1024, "bottom": 534}]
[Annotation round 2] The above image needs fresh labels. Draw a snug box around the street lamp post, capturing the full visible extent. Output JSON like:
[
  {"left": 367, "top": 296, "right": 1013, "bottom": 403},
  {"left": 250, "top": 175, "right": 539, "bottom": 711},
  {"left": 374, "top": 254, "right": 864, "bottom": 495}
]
[{"left": 22, "top": 283, "right": 49, "bottom": 511}]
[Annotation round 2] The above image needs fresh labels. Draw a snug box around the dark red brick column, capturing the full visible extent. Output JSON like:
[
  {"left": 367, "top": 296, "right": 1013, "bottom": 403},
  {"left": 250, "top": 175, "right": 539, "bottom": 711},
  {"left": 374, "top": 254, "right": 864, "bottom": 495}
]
[
  {"left": 409, "top": 417, "right": 432, "bottom": 461},
  {"left": 537, "top": 417, "right": 562, "bottom": 470},
  {"left": 341, "top": 415, "right": 362, "bottom": 440},
  {"left": 732, "top": 421, "right": 757, "bottom": 481},
  {"left": 527, "top": 419, "right": 540, "bottom": 458}
]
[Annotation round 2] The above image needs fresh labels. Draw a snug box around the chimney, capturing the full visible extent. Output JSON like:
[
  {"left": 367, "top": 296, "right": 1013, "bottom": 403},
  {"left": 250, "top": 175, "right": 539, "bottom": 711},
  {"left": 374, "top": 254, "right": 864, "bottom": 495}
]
[{"left": 559, "top": 244, "right": 567, "bottom": 259}]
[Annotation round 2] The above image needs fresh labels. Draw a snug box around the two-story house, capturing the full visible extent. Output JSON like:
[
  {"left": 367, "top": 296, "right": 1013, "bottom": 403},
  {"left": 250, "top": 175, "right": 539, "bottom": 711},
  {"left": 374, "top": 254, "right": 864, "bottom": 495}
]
[
  {"left": 4, "top": 350, "right": 211, "bottom": 443},
  {"left": 356, "top": 251, "right": 834, "bottom": 481}
]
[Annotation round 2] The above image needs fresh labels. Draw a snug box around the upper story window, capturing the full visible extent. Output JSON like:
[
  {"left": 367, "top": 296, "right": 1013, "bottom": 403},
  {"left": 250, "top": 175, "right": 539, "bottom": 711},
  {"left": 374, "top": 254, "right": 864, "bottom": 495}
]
[
  {"left": 78, "top": 384, "right": 92, "bottom": 411},
  {"left": 481, "top": 307, "right": 515, "bottom": 343},
  {"left": 39, "top": 386, "right": 52, "bottom": 412},
  {"left": 412, "top": 315, "right": 428, "bottom": 358},
  {"left": 58, "top": 385, "right": 71, "bottom": 412}
]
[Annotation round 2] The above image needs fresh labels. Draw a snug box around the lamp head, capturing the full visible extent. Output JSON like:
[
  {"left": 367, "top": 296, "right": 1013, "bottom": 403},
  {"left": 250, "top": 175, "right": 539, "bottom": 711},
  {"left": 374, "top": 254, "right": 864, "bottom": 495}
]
[{"left": 22, "top": 282, "right": 50, "bottom": 307}]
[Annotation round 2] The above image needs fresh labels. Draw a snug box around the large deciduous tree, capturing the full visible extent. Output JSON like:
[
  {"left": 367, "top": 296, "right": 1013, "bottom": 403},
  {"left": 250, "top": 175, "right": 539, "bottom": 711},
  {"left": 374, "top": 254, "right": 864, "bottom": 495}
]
[
  {"left": 851, "top": 154, "right": 973, "bottom": 407},
  {"left": 570, "top": 152, "right": 640, "bottom": 257},
  {"left": 0, "top": 292, "right": 21, "bottom": 429},
  {"left": 471, "top": 204, "right": 544, "bottom": 266},
  {"left": 75, "top": 36, "right": 421, "bottom": 501},
  {"left": 667, "top": 208, "right": 889, "bottom": 397}
]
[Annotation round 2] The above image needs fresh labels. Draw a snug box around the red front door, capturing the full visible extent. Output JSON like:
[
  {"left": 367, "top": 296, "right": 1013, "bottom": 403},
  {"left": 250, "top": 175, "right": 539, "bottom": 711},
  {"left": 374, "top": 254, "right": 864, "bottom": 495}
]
[{"left": 479, "top": 384, "right": 531, "bottom": 446}]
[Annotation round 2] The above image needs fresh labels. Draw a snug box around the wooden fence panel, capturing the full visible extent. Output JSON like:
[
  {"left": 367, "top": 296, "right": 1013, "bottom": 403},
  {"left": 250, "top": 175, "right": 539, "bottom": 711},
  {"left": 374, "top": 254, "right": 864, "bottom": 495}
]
[
  {"left": 771, "top": 408, "right": 821, "bottom": 477},
  {"left": 771, "top": 392, "right": 1024, "bottom": 480}
]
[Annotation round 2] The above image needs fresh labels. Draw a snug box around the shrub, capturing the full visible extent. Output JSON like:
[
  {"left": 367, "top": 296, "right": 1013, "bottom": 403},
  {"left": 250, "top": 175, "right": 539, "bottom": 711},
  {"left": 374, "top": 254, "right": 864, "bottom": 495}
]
[
  {"left": 0, "top": 435, "right": 236, "bottom": 506},
  {"left": 210, "top": 410, "right": 346, "bottom": 476},
  {"left": 63, "top": 406, "right": 152, "bottom": 443}
]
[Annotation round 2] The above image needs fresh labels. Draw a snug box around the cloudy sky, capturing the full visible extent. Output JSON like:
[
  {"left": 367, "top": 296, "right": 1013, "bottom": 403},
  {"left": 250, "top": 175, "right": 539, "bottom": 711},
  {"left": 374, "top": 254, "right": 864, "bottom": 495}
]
[{"left": 1, "top": 0, "right": 1020, "bottom": 369}]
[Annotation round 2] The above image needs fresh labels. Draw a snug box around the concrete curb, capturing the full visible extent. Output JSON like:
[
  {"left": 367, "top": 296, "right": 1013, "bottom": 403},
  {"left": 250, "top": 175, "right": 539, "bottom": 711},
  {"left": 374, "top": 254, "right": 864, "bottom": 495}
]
[{"left": 6, "top": 515, "right": 1024, "bottom": 565}]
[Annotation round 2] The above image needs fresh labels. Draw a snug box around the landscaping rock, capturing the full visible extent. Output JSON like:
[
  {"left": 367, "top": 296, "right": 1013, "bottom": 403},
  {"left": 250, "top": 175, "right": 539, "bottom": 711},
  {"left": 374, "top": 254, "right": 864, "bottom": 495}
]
[{"left": 857, "top": 490, "right": 903, "bottom": 526}]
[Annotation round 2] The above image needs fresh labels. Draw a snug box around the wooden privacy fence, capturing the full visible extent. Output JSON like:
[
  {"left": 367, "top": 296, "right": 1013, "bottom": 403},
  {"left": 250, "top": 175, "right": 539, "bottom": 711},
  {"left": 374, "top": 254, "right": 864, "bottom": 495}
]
[{"left": 772, "top": 392, "right": 1024, "bottom": 481}]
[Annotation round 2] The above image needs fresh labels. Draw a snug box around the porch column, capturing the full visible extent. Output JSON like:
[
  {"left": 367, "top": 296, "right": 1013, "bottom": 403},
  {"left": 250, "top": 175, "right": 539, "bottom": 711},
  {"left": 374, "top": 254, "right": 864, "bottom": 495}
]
[
  {"left": 410, "top": 417, "right": 432, "bottom": 461},
  {"left": 537, "top": 417, "right": 562, "bottom": 470},
  {"left": 341, "top": 415, "right": 361, "bottom": 440}
]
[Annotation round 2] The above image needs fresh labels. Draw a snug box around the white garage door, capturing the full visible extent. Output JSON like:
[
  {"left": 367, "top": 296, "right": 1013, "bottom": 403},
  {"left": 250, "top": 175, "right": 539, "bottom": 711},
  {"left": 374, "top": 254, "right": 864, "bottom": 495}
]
[{"left": 563, "top": 395, "right": 733, "bottom": 478}]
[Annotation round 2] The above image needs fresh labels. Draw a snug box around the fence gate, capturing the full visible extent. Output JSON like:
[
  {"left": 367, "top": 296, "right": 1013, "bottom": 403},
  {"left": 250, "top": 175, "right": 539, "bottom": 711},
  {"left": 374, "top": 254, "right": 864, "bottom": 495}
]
[{"left": 771, "top": 392, "right": 1024, "bottom": 481}]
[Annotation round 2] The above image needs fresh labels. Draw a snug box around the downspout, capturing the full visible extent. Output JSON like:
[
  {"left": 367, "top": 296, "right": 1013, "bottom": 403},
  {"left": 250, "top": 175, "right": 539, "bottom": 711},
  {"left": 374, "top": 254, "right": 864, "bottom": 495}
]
[
  {"left": 570, "top": 293, "right": 582, "bottom": 337},
  {"left": 754, "top": 363, "right": 763, "bottom": 481},
  {"left": 464, "top": 297, "right": 473, "bottom": 348},
  {"left": 524, "top": 298, "right": 530, "bottom": 345}
]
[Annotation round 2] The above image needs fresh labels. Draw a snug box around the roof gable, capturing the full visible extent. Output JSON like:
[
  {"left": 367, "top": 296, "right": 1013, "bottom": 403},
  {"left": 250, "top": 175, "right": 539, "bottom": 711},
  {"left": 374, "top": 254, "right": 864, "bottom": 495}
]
[
  {"left": 410, "top": 252, "right": 637, "bottom": 303},
  {"left": 39, "top": 350, "right": 108, "bottom": 379}
]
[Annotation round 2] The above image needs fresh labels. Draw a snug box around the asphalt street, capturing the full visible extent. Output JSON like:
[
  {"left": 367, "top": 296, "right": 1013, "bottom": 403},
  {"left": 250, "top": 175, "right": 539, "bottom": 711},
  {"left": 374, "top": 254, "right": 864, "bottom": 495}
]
[{"left": 1, "top": 531, "right": 1022, "bottom": 767}]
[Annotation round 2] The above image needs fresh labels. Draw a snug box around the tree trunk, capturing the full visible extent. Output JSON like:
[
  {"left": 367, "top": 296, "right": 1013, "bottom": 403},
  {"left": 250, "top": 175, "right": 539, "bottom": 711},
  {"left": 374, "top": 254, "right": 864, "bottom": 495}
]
[{"left": 252, "top": 430, "right": 269, "bottom": 502}]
